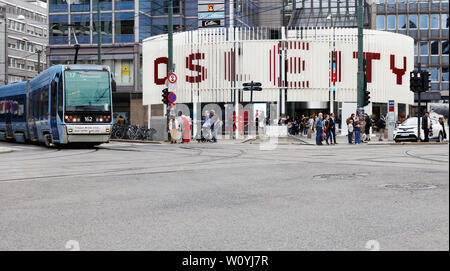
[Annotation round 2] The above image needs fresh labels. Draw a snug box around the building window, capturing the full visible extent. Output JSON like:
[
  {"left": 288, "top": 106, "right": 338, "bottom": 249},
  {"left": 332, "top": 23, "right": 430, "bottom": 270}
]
[
  {"left": 430, "top": 67, "right": 439, "bottom": 82},
  {"left": 115, "top": 20, "right": 134, "bottom": 35},
  {"left": 27, "top": 43, "right": 35, "bottom": 53},
  {"left": 398, "top": 14, "right": 407, "bottom": 29},
  {"left": 442, "top": 67, "right": 449, "bottom": 82},
  {"left": 377, "top": 15, "right": 385, "bottom": 30},
  {"left": 430, "top": 40, "right": 440, "bottom": 55},
  {"left": 93, "top": 21, "right": 113, "bottom": 35},
  {"left": 420, "top": 14, "right": 428, "bottom": 29},
  {"left": 387, "top": 15, "right": 396, "bottom": 30},
  {"left": 443, "top": 41, "right": 449, "bottom": 55},
  {"left": 16, "top": 40, "right": 25, "bottom": 51},
  {"left": 430, "top": 14, "right": 439, "bottom": 29},
  {"left": 442, "top": 14, "right": 449, "bottom": 29},
  {"left": 51, "top": 23, "right": 69, "bottom": 37},
  {"left": 420, "top": 41, "right": 428, "bottom": 55},
  {"left": 409, "top": 14, "right": 418, "bottom": 29}
]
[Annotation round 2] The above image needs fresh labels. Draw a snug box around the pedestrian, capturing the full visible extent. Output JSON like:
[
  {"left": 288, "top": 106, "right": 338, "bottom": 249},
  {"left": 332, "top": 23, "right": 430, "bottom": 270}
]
[
  {"left": 439, "top": 117, "right": 447, "bottom": 141},
  {"left": 307, "top": 116, "right": 313, "bottom": 139},
  {"left": 377, "top": 115, "right": 386, "bottom": 141},
  {"left": 255, "top": 112, "right": 260, "bottom": 135},
  {"left": 422, "top": 112, "right": 431, "bottom": 142},
  {"left": 169, "top": 115, "right": 179, "bottom": 144},
  {"left": 181, "top": 115, "right": 192, "bottom": 143},
  {"left": 117, "top": 115, "right": 125, "bottom": 126},
  {"left": 210, "top": 110, "right": 220, "bottom": 143},
  {"left": 315, "top": 113, "right": 324, "bottom": 145},
  {"left": 324, "top": 114, "right": 333, "bottom": 145},
  {"left": 348, "top": 119, "right": 354, "bottom": 144},
  {"left": 330, "top": 113, "right": 337, "bottom": 144},
  {"left": 354, "top": 116, "right": 361, "bottom": 144},
  {"left": 364, "top": 113, "right": 372, "bottom": 142}
]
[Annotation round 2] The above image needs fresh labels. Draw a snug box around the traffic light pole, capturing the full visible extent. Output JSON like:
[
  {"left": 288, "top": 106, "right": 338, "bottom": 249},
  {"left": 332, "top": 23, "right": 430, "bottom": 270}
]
[
  {"left": 166, "top": 0, "right": 174, "bottom": 140},
  {"left": 357, "top": 0, "right": 364, "bottom": 117},
  {"left": 417, "top": 63, "right": 421, "bottom": 141}
]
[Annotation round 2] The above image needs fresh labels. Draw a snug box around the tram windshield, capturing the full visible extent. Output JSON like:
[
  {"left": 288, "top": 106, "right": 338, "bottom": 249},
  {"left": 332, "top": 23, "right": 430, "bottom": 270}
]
[{"left": 64, "top": 70, "right": 111, "bottom": 112}]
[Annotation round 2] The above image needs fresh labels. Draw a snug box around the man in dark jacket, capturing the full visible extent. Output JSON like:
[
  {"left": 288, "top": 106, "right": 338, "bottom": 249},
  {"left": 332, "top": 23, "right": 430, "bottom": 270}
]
[
  {"left": 422, "top": 112, "right": 431, "bottom": 142},
  {"left": 377, "top": 116, "right": 386, "bottom": 141},
  {"left": 364, "top": 114, "right": 372, "bottom": 142}
]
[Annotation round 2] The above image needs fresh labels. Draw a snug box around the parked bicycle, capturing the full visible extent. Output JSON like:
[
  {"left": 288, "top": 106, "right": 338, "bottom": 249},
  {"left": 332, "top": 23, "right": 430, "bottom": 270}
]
[{"left": 111, "top": 124, "right": 156, "bottom": 141}]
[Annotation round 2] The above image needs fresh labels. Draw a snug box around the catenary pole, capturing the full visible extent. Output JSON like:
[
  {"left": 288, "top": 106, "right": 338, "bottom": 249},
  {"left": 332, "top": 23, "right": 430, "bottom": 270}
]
[{"left": 97, "top": 0, "right": 101, "bottom": 64}]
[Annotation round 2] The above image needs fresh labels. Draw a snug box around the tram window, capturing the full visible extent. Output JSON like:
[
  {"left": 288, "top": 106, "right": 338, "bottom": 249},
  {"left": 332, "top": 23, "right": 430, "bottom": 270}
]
[
  {"left": 40, "top": 90, "right": 48, "bottom": 119},
  {"left": 51, "top": 79, "right": 57, "bottom": 118},
  {"left": 58, "top": 74, "right": 63, "bottom": 119},
  {"left": 0, "top": 99, "right": 5, "bottom": 121},
  {"left": 33, "top": 92, "right": 39, "bottom": 119}
]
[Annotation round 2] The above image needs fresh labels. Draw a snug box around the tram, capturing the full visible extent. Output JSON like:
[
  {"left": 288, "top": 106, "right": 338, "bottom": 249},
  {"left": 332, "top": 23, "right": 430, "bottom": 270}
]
[{"left": 0, "top": 65, "right": 115, "bottom": 147}]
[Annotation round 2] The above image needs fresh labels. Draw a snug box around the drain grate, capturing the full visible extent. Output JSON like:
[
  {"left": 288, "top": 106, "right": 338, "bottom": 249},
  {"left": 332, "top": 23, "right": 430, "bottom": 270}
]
[
  {"left": 380, "top": 183, "right": 437, "bottom": 190},
  {"left": 313, "top": 173, "right": 369, "bottom": 181}
]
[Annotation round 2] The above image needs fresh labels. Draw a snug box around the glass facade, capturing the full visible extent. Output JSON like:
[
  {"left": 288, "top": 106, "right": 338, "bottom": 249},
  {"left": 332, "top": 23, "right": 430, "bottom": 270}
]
[
  {"left": 375, "top": 0, "right": 450, "bottom": 100},
  {"left": 288, "top": 0, "right": 372, "bottom": 28}
]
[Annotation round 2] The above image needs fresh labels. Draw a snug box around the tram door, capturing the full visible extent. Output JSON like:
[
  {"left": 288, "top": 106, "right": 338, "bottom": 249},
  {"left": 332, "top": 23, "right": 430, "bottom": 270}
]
[{"left": 50, "top": 75, "right": 60, "bottom": 141}]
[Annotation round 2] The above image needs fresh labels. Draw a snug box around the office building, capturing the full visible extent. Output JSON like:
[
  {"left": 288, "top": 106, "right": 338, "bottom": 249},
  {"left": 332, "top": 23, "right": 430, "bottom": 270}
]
[
  {"left": 0, "top": 0, "right": 48, "bottom": 85},
  {"left": 375, "top": 0, "right": 449, "bottom": 102}
]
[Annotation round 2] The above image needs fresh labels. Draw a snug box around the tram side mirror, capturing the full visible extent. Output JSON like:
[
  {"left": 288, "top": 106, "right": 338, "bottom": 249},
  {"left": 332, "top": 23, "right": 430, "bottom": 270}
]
[{"left": 111, "top": 78, "right": 117, "bottom": 92}]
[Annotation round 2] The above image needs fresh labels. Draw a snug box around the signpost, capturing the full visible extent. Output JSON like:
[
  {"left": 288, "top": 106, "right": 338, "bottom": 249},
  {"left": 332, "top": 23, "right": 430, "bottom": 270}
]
[
  {"left": 243, "top": 81, "right": 262, "bottom": 103},
  {"left": 388, "top": 100, "right": 395, "bottom": 141},
  {"left": 168, "top": 92, "right": 177, "bottom": 104}
]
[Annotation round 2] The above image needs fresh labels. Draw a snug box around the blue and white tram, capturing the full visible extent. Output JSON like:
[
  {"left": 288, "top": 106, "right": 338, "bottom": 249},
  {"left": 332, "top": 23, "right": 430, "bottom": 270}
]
[{"left": 0, "top": 65, "right": 115, "bottom": 147}]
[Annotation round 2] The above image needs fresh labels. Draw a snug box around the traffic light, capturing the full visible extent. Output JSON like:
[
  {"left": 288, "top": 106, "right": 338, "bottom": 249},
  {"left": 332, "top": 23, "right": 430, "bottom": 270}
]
[
  {"left": 410, "top": 71, "right": 420, "bottom": 92},
  {"left": 362, "top": 59, "right": 370, "bottom": 107},
  {"left": 161, "top": 88, "right": 169, "bottom": 104},
  {"left": 363, "top": 90, "right": 371, "bottom": 107},
  {"left": 421, "top": 71, "right": 431, "bottom": 92}
]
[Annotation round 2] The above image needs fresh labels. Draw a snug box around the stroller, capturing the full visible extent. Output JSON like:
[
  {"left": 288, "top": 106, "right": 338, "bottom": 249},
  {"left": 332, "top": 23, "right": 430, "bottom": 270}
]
[{"left": 197, "top": 119, "right": 213, "bottom": 143}]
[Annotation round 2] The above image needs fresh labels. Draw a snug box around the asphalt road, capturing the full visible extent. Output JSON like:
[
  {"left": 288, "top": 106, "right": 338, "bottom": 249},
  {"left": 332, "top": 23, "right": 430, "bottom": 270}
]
[{"left": 0, "top": 140, "right": 448, "bottom": 251}]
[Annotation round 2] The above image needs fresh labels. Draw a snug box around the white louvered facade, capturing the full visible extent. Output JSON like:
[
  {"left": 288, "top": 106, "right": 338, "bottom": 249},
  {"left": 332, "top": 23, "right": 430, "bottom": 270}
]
[{"left": 143, "top": 27, "right": 414, "bottom": 108}]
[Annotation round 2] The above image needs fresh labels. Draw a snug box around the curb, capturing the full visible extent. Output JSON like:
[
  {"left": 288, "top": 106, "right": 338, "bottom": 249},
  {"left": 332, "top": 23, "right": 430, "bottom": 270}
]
[
  {"left": 109, "top": 139, "right": 162, "bottom": 144},
  {"left": 368, "top": 142, "right": 448, "bottom": 146},
  {"left": 0, "top": 148, "right": 13, "bottom": 154}
]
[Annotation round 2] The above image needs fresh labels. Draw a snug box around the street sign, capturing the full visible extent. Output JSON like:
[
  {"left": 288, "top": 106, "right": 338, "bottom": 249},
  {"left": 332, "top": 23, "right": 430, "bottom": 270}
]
[
  {"left": 388, "top": 100, "right": 395, "bottom": 141},
  {"left": 168, "top": 73, "right": 177, "bottom": 84},
  {"left": 168, "top": 92, "right": 177, "bottom": 103},
  {"left": 242, "top": 81, "right": 263, "bottom": 103}
]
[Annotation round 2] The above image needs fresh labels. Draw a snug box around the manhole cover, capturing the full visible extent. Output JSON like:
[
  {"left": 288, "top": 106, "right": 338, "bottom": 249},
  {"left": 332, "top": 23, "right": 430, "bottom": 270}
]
[
  {"left": 380, "top": 183, "right": 437, "bottom": 190},
  {"left": 313, "top": 173, "right": 369, "bottom": 181}
]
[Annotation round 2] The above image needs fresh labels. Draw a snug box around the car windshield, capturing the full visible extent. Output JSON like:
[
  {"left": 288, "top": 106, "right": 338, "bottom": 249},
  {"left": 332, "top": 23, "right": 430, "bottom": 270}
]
[{"left": 65, "top": 70, "right": 111, "bottom": 112}]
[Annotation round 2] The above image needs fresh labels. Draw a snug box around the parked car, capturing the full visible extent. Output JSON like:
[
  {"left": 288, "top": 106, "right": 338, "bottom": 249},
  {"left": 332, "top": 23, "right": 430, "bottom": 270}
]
[{"left": 393, "top": 117, "right": 445, "bottom": 142}]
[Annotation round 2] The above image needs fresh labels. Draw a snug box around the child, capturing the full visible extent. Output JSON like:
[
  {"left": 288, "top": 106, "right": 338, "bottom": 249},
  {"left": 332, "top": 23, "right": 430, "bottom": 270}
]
[{"left": 348, "top": 119, "right": 354, "bottom": 144}]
